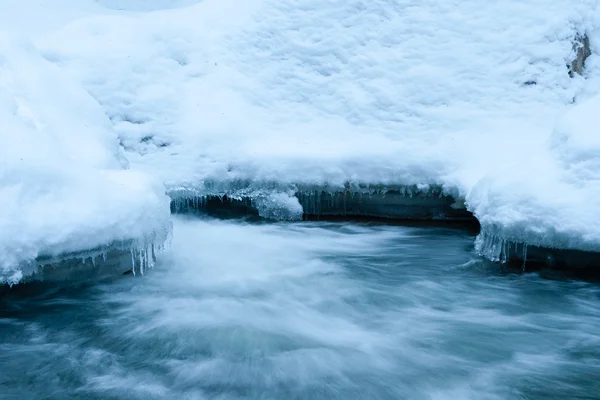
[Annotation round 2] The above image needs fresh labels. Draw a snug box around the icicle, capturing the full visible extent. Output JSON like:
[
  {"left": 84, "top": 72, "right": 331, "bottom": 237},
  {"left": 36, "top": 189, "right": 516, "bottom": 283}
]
[
  {"left": 491, "top": 235, "right": 498, "bottom": 261},
  {"left": 131, "top": 249, "right": 136, "bottom": 276},
  {"left": 522, "top": 244, "right": 528, "bottom": 272},
  {"left": 140, "top": 250, "right": 144, "bottom": 276},
  {"left": 139, "top": 249, "right": 145, "bottom": 276},
  {"left": 146, "top": 244, "right": 153, "bottom": 270}
]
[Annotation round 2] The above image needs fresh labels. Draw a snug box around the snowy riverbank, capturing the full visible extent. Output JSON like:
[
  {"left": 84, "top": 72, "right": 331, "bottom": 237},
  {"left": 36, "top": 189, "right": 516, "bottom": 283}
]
[{"left": 1, "top": 0, "right": 600, "bottom": 284}]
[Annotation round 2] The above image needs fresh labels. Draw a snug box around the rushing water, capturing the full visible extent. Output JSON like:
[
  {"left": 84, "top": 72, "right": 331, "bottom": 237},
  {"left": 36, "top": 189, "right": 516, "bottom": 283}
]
[{"left": 1, "top": 216, "right": 599, "bottom": 399}]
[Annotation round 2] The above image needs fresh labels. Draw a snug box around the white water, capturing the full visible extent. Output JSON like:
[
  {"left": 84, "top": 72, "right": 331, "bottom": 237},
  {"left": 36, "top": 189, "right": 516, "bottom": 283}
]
[{"left": 1, "top": 217, "right": 599, "bottom": 399}]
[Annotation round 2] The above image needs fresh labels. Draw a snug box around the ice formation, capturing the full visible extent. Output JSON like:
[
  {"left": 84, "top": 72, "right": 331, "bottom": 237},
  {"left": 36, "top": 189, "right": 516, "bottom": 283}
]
[{"left": 1, "top": 0, "right": 600, "bottom": 274}]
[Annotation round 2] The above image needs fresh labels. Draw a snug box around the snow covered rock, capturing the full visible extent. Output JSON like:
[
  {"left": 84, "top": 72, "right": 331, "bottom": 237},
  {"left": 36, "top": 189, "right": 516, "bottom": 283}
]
[{"left": 0, "top": 32, "right": 171, "bottom": 286}]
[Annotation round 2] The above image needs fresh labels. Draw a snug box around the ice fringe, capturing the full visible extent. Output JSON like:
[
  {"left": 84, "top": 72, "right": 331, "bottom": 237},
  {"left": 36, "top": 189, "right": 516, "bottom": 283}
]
[
  {"left": 169, "top": 183, "right": 471, "bottom": 221},
  {"left": 130, "top": 244, "right": 160, "bottom": 276},
  {"left": 475, "top": 228, "right": 528, "bottom": 269},
  {"left": 4, "top": 235, "right": 170, "bottom": 287},
  {"left": 170, "top": 186, "right": 303, "bottom": 221}
]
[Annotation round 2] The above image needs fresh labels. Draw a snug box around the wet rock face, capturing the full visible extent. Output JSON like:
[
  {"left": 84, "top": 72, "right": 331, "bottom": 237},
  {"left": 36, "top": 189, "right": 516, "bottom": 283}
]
[{"left": 568, "top": 34, "right": 591, "bottom": 77}]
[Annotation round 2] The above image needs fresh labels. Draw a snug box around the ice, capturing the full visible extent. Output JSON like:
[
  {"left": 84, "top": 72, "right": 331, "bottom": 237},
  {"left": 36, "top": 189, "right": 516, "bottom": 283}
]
[
  {"left": 252, "top": 192, "right": 304, "bottom": 221},
  {"left": 0, "top": 32, "right": 171, "bottom": 285},
  {"left": 2, "top": 0, "right": 600, "bottom": 267}
]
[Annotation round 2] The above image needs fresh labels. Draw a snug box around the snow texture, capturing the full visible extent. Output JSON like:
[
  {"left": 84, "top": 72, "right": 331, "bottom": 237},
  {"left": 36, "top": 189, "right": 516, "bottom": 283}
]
[{"left": 1, "top": 0, "right": 600, "bottom": 271}]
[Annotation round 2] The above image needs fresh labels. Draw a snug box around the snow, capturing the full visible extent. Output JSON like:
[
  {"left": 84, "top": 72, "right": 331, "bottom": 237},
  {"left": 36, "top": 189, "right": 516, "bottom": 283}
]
[
  {"left": 551, "top": 94, "right": 600, "bottom": 180},
  {"left": 1, "top": 0, "right": 600, "bottom": 274},
  {"left": 0, "top": 0, "right": 105, "bottom": 35},
  {"left": 469, "top": 93, "right": 600, "bottom": 254},
  {"left": 0, "top": 31, "right": 171, "bottom": 285}
]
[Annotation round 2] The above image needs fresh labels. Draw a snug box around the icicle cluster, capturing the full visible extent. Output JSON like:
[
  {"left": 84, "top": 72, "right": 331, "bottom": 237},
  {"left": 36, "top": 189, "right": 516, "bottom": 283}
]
[
  {"left": 168, "top": 183, "right": 454, "bottom": 220},
  {"left": 130, "top": 244, "right": 158, "bottom": 276},
  {"left": 475, "top": 228, "right": 528, "bottom": 269},
  {"left": 297, "top": 190, "right": 357, "bottom": 216},
  {"left": 171, "top": 195, "right": 211, "bottom": 213}
]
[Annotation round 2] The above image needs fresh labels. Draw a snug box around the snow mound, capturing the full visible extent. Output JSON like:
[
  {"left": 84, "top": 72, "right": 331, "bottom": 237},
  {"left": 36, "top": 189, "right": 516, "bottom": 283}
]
[
  {"left": 469, "top": 94, "right": 600, "bottom": 257},
  {"left": 0, "top": 32, "right": 171, "bottom": 285}
]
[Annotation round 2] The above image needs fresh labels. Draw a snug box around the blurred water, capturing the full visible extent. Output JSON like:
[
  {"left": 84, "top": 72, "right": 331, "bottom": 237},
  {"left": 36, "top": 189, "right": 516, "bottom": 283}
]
[{"left": 1, "top": 216, "right": 599, "bottom": 399}]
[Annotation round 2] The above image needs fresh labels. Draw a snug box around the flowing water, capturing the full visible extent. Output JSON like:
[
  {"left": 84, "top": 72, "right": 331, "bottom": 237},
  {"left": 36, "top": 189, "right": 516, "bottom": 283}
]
[{"left": 1, "top": 216, "right": 599, "bottom": 399}]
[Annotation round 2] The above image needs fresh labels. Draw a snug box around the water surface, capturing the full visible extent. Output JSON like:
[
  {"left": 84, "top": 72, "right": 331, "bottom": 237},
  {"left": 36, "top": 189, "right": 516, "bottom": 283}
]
[{"left": 1, "top": 217, "right": 599, "bottom": 399}]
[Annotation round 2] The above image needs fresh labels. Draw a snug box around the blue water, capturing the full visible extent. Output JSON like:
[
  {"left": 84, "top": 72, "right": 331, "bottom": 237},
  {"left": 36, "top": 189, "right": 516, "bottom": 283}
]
[{"left": 1, "top": 217, "right": 599, "bottom": 399}]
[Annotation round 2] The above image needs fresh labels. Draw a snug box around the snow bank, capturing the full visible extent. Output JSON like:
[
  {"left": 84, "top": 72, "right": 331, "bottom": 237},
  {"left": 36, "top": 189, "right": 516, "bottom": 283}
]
[
  {"left": 38, "top": 0, "right": 594, "bottom": 190},
  {"left": 2, "top": 0, "right": 600, "bottom": 262},
  {"left": 0, "top": 32, "right": 171, "bottom": 285}
]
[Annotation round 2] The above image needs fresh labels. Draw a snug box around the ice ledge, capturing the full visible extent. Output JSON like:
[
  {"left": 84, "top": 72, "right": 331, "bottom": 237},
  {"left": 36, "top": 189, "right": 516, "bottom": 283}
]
[
  {"left": 168, "top": 182, "right": 475, "bottom": 223},
  {"left": 476, "top": 225, "right": 600, "bottom": 272},
  {"left": 1, "top": 239, "right": 166, "bottom": 291}
]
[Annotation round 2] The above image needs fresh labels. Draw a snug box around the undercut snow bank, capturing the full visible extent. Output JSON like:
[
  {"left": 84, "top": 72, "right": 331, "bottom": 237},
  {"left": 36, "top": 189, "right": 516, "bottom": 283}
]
[{"left": 0, "top": 32, "right": 171, "bottom": 285}]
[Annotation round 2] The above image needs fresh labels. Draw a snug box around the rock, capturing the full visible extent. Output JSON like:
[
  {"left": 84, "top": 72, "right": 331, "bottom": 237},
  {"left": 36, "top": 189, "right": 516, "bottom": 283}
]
[{"left": 568, "top": 34, "right": 591, "bottom": 77}]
